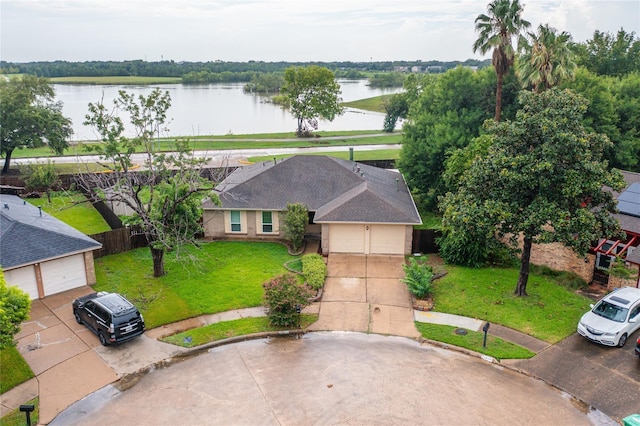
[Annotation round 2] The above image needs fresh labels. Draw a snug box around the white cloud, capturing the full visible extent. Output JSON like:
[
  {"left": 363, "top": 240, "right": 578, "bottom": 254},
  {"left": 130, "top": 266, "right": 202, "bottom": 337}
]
[{"left": 1, "top": 0, "right": 638, "bottom": 62}]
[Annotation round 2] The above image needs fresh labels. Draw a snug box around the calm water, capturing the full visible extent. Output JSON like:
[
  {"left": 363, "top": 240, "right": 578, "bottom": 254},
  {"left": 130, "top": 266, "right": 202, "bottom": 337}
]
[{"left": 54, "top": 80, "right": 401, "bottom": 140}]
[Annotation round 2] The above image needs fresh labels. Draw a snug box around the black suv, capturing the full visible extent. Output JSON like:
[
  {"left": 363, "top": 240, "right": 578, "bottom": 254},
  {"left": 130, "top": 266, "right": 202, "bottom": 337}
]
[{"left": 73, "top": 292, "right": 145, "bottom": 346}]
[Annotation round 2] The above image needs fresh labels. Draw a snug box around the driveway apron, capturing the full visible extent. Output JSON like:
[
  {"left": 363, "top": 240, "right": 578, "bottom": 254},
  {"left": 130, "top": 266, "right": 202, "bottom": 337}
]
[
  {"left": 15, "top": 286, "right": 119, "bottom": 425},
  {"left": 308, "top": 254, "right": 420, "bottom": 338}
]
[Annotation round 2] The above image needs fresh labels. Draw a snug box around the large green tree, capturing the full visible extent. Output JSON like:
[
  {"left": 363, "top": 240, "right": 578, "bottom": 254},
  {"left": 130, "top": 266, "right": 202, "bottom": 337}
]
[
  {"left": 79, "top": 89, "right": 218, "bottom": 277},
  {"left": 573, "top": 29, "right": 640, "bottom": 76},
  {"left": 473, "top": 0, "right": 530, "bottom": 121},
  {"left": 398, "top": 66, "right": 501, "bottom": 210},
  {"left": 516, "top": 24, "right": 576, "bottom": 93},
  {"left": 278, "top": 66, "right": 343, "bottom": 136},
  {"left": 440, "top": 89, "right": 624, "bottom": 296},
  {"left": 0, "top": 75, "right": 72, "bottom": 174}
]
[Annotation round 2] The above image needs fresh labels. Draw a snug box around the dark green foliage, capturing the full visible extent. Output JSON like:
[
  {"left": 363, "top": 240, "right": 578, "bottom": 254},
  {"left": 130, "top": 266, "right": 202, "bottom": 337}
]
[
  {"left": 528, "top": 265, "right": 587, "bottom": 290},
  {"left": 401, "top": 257, "right": 434, "bottom": 299},
  {"left": 573, "top": 29, "right": 640, "bottom": 77},
  {"left": 301, "top": 254, "right": 326, "bottom": 290},
  {"left": 0, "top": 272, "right": 31, "bottom": 349},
  {"left": 263, "top": 274, "right": 313, "bottom": 327},
  {"left": 283, "top": 203, "right": 308, "bottom": 252},
  {"left": 243, "top": 72, "right": 284, "bottom": 94},
  {"left": 368, "top": 72, "right": 406, "bottom": 88}
]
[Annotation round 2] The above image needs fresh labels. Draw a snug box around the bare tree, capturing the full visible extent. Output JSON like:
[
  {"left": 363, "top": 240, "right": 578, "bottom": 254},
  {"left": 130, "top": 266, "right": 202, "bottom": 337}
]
[{"left": 77, "top": 89, "right": 221, "bottom": 277}]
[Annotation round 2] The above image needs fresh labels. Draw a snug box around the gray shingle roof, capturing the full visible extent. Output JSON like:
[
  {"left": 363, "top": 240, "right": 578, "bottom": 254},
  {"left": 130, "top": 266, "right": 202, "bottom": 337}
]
[
  {"left": 204, "top": 155, "right": 421, "bottom": 224},
  {"left": 0, "top": 194, "right": 102, "bottom": 270}
]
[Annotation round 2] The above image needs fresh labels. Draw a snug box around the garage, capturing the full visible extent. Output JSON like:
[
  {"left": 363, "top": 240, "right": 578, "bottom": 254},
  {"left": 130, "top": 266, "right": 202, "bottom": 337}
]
[
  {"left": 40, "top": 255, "right": 88, "bottom": 297},
  {"left": 4, "top": 267, "right": 39, "bottom": 300},
  {"left": 329, "top": 224, "right": 406, "bottom": 255}
]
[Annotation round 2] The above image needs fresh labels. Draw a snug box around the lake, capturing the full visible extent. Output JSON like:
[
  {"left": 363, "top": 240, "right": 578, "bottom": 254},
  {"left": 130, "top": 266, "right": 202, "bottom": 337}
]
[{"left": 54, "top": 79, "right": 401, "bottom": 140}]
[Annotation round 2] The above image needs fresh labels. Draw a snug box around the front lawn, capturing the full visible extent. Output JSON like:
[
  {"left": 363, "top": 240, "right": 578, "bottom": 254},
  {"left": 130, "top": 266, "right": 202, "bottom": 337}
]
[
  {"left": 94, "top": 241, "right": 298, "bottom": 328},
  {"left": 430, "top": 264, "right": 592, "bottom": 344},
  {"left": 0, "top": 346, "right": 34, "bottom": 394},
  {"left": 27, "top": 192, "right": 111, "bottom": 235}
]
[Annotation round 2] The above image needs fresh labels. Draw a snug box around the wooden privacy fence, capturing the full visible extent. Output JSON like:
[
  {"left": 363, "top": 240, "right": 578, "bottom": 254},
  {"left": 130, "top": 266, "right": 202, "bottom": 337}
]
[
  {"left": 412, "top": 229, "right": 441, "bottom": 254},
  {"left": 90, "top": 226, "right": 148, "bottom": 258}
]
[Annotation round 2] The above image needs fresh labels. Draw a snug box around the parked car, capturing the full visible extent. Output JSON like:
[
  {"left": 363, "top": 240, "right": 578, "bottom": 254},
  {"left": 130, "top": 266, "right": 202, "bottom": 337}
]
[
  {"left": 635, "top": 336, "right": 640, "bottom": 357},
  {"left": 577, "top": 286, "right": 640, "bottom": 347},
  {"left": 73, "top": 292, "right": 145, "bottom": 346}
]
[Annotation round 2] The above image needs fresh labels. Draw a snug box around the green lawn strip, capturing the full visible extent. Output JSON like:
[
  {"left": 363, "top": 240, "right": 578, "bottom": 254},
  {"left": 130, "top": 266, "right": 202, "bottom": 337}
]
[
  {"left": 161, "top": 314, "right": 319, "bottom": 348},
  {"left": 0, "top": 346, "right": 35, "bottom": 393},
  {"left": 0, "top": 397, "right": 39, "bottom": 426},
  {"left": 432, "top": 265, "right": 592, "bottom": 344},
  {"left": 49, "top": 76, "right": 181, "bottom": 84},
  {"left": 247, "top": 148, "right": 400, "bottom": 163},
  {"left": 8, "top": 132, "right": 400, "bottom": 160},
  {"left": 94, "top": 241, "right": 298, "bottom": 329},
  {"left": 342, "top": 95, "right": 393, "bottom": 113},
  {"left": 415, "top": 323, "right": 535, "bottom": 360},
  {"left": 26, "top": 192, "right": 111, "bottom": 235}
]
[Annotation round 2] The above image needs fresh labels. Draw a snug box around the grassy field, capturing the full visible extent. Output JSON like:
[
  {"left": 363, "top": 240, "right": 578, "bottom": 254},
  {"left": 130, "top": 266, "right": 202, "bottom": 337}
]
[
  {"left": 8, "top": 131, "right": 400, "bottom": 160},
  {"left": 342, "top": 95, "right": 392, "bottom": 113},
  {"left": 247, "top": 148, "right": 400, "bottom": 163},
  {"left": 26, "top": 192, "right": 111, "bottom": 235},
  {"left": 49, "top": 76, "right": 182, "bottom": 84},
  {"left": 0, "top": 398, "right": 39, "bottom": 426},
  {"left": 94, "top": 241, "right": 298, "bottom": 329}
]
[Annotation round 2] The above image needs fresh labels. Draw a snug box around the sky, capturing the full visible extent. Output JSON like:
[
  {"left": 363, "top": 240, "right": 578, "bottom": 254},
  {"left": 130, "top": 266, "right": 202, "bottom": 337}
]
[{"left": 1, "top": 0, "right": 638, "bottom": 63}]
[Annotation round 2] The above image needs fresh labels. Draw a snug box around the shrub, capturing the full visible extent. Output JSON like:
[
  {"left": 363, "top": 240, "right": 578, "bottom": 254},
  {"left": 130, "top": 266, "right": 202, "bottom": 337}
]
[
  {"left": 263, "top": 274, "right": 313, "bottom": 327},
  {"left": 0, "top": 270, "right": 31, "bottom": 349},
  {"left": 302, "top": 254, "right": 326, "bottom": 290},
  {"left": 283, "top": 203, "right": 308, "bottom": 252},
  {"left": 401, "top": 257, "right": 434, "bottom": 299}
]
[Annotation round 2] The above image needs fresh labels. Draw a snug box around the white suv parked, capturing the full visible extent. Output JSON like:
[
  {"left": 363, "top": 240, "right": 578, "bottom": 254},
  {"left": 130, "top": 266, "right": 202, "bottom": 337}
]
[{"left": 577, "top": 286, "right": 640, "bottom": 347}]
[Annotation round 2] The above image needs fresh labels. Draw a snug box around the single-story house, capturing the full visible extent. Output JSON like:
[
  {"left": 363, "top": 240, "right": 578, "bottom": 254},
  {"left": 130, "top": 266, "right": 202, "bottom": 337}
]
[
  {"left": 0, "top": 194, "right": 102, "bottom": 299},
  {"left": 202, "top": 155, "right": 422, "bottom": 255}
]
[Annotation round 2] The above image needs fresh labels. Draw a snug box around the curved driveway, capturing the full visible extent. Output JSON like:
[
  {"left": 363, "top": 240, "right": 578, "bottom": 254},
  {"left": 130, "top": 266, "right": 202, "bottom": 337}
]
[{"left": 52, "top": 333, "right": 600, "bottom": 426}]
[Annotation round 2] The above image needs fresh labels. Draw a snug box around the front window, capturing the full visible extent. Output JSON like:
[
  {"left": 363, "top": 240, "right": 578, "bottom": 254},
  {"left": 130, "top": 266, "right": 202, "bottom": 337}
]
[
  {"left": 230, "top": 211, "right": 241, "bottom": 232},
  {"left": 262, "top": 211, "right": 273, "bottom": 233},
  {"left": 592, "top": 300, "right": 629, "bottom": 323}
]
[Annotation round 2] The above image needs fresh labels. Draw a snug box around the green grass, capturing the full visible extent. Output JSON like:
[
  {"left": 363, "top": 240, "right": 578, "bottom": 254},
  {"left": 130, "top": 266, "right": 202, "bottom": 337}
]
[
  {"left": 26, "top": 192, "right": 111, "bottom": 235},
  {"left": 161, "top": 314, "right": 318, "bottom": 347},
  {"left": 0, "top": 398, "right": 39, "bottom": 426},
  {"left": 7, "top": 132, "right": 400, "bottom": 160},
  {"left": 94, "top": 241, "right": 298, "bottom": 328},
  {"left": 49, "top": 76, "right": 182, "bottom": 84},
  {"left": 247, "top": 148, "right": 400, "bottom": 163},
  {"left": 415, "top": 323, "right": 535, "bottom": 360},
  {"left": 0, "top": 346, "right": 35, "bottom": 393},
  {"left": 430, "top": 264, "right": 592, "bottom": 344},
  {"left": 342, "top": 95, "right": 393, "bottom": 113},
  {"left": 415, "top": 212, "right": 442, "bottom": 230}
]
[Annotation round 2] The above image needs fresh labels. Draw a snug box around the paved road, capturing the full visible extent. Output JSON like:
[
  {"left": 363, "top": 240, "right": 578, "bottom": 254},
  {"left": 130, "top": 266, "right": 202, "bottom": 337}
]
[
  {"left": 51, "top": 333, "right": 603, "bottom": 426},
  {"left": 4, "top": 143, "right": 401, "bottom": 168}
]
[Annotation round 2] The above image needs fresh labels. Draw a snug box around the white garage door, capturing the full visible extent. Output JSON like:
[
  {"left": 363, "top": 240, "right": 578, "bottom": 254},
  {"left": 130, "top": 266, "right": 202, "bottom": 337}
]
[
  {"left": 40, "top": 255, "right": 87, "bottom": 296},
  {"left": 329, "top": 224, "right": 365, "bottom": 253},
  {"left": 4, "top": 267, "right": 39, "bottom": 300},
  {"left": 370, "top": 225, "right": 405, "bottom": 255}
]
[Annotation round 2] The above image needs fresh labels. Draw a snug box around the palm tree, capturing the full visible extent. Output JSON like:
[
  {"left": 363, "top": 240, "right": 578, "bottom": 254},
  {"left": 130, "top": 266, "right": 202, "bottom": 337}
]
[
  {"left": 516, "top": 24, "right": 577, "bottom": 93},
  {"left": 473, "top": 0, "right": 530, "bottom": 121}
]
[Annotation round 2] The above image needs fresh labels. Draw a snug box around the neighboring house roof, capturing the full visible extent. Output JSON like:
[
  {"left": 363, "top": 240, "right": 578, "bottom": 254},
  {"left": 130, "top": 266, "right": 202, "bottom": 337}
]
[
  {"left": 617, "top": 171, "right": 640, "bottom": 236},
  {"left": 203, "top": 155, "right": 421, "bottom": 225},
  {"left": 0, "top": 194, "right": 102, "bottom": 270}
]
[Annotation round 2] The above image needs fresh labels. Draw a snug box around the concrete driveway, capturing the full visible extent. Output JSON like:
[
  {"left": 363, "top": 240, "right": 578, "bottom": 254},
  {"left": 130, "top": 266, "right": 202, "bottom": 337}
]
[
  {"left": 307, "top": 254, "right": 419, "bottom": 338},
  {"left": 507, "top": 332, "right": 640, "bottom": 420},
  {"left": 51, "top": 333, "right": 598, "bottom": 426},
  {"left": 14, "top": 286, "right": 187, "bottom": 424}
]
